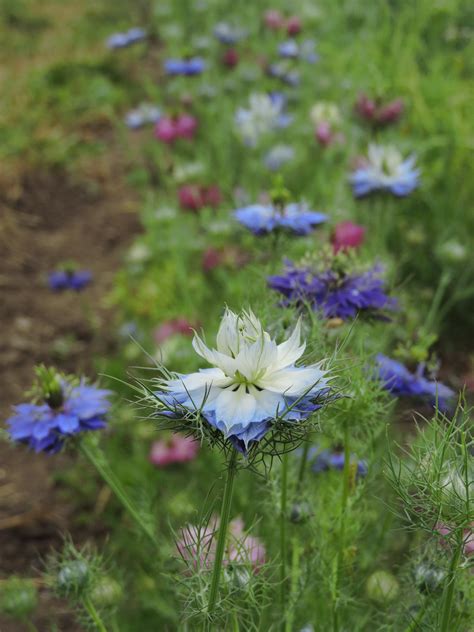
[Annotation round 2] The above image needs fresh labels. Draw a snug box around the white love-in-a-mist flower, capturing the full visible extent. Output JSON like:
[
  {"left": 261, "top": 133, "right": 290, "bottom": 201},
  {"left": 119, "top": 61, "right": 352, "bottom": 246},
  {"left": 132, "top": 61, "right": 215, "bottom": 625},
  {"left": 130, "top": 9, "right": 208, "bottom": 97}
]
[{"left": 155, "top": 308, "right": 330, "bottom": 452}]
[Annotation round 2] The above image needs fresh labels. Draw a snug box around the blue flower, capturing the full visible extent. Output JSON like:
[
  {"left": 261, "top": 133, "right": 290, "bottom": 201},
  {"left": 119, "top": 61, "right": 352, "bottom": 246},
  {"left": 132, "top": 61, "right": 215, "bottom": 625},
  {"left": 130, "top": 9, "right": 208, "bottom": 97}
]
[
  {"left": 308, "top": 448, "right": 368, "bottom": 477},
  {"left": 153, "top": 309, "right": 331, "bottom": 453},
  {"left": 375, "top": 354, "right": 454, "bottom": 411},
  {"left": 7, "top": 382, "right": 111, "bottom": 453},
  {"left": 106, "top": 28, "right": 146, "bottom": 50},
  {"left": 350, "top": 145, "right": 420, "bottom": 197},
  {"left": 268, "top": 262, "right": 396, "bottom": 319},
  {"left": 213, "top": 22, "right": 246, "bottom": 45},
  {"left": 164, "top": 58, "right": 205, "bottom": 76},
  {"left": 264, "top": 145, "right": 295, "bottom": 171},
  {"left": 125, "top": 104, "right": 161, "bottom": 129},
  {"left": 268, "top": 62, "right": 300, "bottom": 87},
  {"left": 48, "top": 270, "right": 92, "bottom": 292},
  {"left": 278, "top": 39, "right": 319, "bottom": 63},
  {"left": 235, "top": 204, "right": 326, "bottom": 236}
]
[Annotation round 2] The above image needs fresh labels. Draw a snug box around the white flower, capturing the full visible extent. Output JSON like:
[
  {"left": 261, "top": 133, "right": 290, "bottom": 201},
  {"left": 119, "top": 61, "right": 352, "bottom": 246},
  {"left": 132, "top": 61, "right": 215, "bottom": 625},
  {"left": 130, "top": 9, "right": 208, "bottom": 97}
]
[
  {"left": 350, "top": 144, "right": 419, "bottom": 197},
  {"left": 235, "top": 94, "right": 291, "bottom": 147},
  {"left": 309, "top": 101, "right": 341, "bottom": 127},
  {"left": 157, "top": 309, "right": 329, "bottom": 449}
]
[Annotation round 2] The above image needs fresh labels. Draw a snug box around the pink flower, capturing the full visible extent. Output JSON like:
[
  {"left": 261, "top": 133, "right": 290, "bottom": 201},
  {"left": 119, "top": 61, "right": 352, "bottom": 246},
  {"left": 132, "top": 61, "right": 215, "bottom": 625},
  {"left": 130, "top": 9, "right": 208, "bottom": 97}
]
[
  {"left": 175, "top": 114, "right": 198, "bottom": 140},
  {"left": 263, "top": 9, "right": 285, "bottom": 30},
  {"left": 155, "top": 117, "right": 177, "bottom": 144},
  {"left": 286, "top": 16, "right": 302, "bottom": 36},
  {"left": 436, "top": 522, "right": 474, "bottom": 557},
  {"left": 202, "top": 247, "right": 224, "bottom": 272},
  {"left": 149, "top": 434, "right": 199, "bottom": 468},
  {"left": 177, "top": 517, "right": 266, "bottom": 571},
  {"left": 332, "top": 221, "right": 366, "bottom": 253},
  {"left": 202, "top": 185, "right": 222, "bottom": 208},
  {"left": 377, "top": 99, "right": 404, "bottom": 125},
  {"left": 355, "top": 94, "right": 404, "bottom": 126},
  {"left": 315, "top": 121, "right": 333, "bottom": 147},
  {"left": 178, "top": 185, "right": 221, "bottom": 212},
  {"left": 154, "top": 318, "right": 195, "bottom": 344},
  {"left": 222, "top": 48, "right": 239, "bottom": 68}
]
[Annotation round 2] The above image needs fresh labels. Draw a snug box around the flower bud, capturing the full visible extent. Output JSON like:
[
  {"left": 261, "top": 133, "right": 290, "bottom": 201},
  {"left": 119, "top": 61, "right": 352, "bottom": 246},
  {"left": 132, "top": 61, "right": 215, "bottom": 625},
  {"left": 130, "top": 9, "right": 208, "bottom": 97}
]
[
  {"left": 366, "top": 570, "right": 399, "bottom": 603},
  {"left": 56, "top": 560, "right": 90, "bottom": 597},
  {"left": 222, "top": 48, "right": 239, "bottom": 68},
  {"left": 178, "top": 185, "right": 204, "bottom": 212},
  {"left": 35, "top": 365, "right": 64, "bottom": 409},
  {"left": 287, "top": 16, "right": 302, "bottom": 36},
  {"left": 0, "top": 577, "right": 38, "bottom": 620},
  {"left": 315, "top": 121, "right": 333, "bottom": 147},
  {"left": 90, "top": 576, "right": 123, "bottom": 608},
  {"left": 290, "top": 501, "right": 312, "bottom": 524},
  {"left": 414, "top": 562, "right": 446, "bottom": 594},
  {"left": 175, "top": 114, "right": 198, "bottom": 140}
]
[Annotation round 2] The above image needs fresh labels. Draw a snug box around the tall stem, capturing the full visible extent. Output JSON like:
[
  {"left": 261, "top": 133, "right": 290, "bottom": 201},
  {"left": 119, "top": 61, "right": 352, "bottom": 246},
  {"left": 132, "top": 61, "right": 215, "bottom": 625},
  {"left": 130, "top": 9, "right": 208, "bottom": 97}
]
[
  {"left": 296, "top": 440, "right": 310, "bottom": 494},
  {"left": 79, "top": 441, "right": 157, "bottom": 549},
  {"left": 279, "top": 452, "right": 289, "bottom": 627},
  {"left": 332, "top": 420, "right": 351, "bottom": 632},
  {"left": 206, "top": 449, "right": 238, "bottom": 621},
  {"left": 83, "top": 595, "right": 108, "bottom": 632},
  {"left": 440, "top": 530, "right": 463, "bottom": 632}
]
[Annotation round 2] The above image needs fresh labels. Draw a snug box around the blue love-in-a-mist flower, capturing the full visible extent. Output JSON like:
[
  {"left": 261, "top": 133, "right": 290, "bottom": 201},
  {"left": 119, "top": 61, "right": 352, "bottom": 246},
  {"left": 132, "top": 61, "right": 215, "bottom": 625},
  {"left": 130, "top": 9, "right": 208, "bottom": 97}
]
[
  {"left": 268, "top": 261, "right": 396, "bottom": 320},
  {"left": 6, "top": 369, "right": 111, "bottom": 453},
  {"left": 164, "top": 57, "right": 206, "bottom": 76},
  {"left": 235, "top": 93, "right": 293, "bottom": 146},
  {"left": 350, "top": 145, "right": 420, "bottom": 197},
  {"left": 375, "top": 354, "right": 454, "bottom": 412},
  {"left": 153, "top": 309, "right": 331, "bottom": 453},
  {"left": 235, "top": 203, "right": 327, "bottom": 236},
  {"left": 213, "top": 22, "right": 247, "bottom": 45},
  {"left": 106, "top": 28, "right": 146, "bottom": 49},
  {"left": 308, "top": 448, "right": 368, "bottom": 477},
  {"left": 278, "top": 39, "right": 319, "bottom": 63},
  {"left": 48, "top": 270, "right": 92, "bottom": 292},
  {"left": 125, "top": 104, "right": 161, "bottom": 129},
  {"left": 267, "top": 62, "right": 301, "bottom": 87},
  {"left": 264, "top": 144, "right": 295, "bottom": 171}
]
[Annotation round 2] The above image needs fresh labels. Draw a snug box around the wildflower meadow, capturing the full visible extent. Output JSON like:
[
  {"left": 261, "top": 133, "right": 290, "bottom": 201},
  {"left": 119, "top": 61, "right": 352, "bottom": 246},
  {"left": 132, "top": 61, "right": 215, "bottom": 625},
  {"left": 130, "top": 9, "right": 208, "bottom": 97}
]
[{"left": 1, "top": 1, "right": 473, "bottom": 630}]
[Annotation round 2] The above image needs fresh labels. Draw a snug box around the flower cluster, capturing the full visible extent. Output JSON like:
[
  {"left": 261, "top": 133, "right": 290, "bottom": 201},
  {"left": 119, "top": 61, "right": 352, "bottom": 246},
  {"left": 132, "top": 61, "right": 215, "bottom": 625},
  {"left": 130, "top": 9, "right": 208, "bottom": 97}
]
[
  {"left": 235, "top": 202, "right": 326, "bottom": 236},
  {"left": 375, "top": 354, "right": 454, "bottom": 411},
  {"left": 268, "top": 259, "right": 395, "bottom": 320},
  {"left": 153, "top": 309, "right": 330, "bottom": 452},
  {"left": 6, "top": 369, "right": 111, "bottom": 453},
  {"left": 350, "top": 145, "right": 420, "bottom": 197}
]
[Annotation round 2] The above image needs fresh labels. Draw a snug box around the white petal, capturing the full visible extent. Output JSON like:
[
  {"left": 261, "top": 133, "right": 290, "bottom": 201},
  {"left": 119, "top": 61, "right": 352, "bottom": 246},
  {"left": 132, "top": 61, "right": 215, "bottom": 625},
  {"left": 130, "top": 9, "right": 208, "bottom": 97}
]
[
  {"left": 249, "top": 387, "right": 286, "bottom": 419},
  {"left": 165, "top": 368, "right": 230, "bottom": 393},
  {"left": 214, "top": 386, "right": 257, "bottom": 431},
  {"left": 275, "top": 319, "right": 305, "bottom": 368},
  {"left": 258, "top": 366, "right": 328, "bottom": 397},
  {"left": 216, "top": 308, "right": 240, "bottom": 355},
  {"left": 235, "top": 337, "right": 278, "bottom": 381}
]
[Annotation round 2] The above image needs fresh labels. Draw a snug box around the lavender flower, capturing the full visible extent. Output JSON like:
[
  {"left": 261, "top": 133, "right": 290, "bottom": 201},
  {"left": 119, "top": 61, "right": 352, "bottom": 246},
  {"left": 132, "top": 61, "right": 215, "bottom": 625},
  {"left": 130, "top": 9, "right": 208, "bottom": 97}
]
[
  {"left": 6, "top": 368, "right": 111, "bottom": 453},
  {"left": 164, "top": 58, "right": 205, "bottom": 76},
  {"left": 375, "top": 354, "right": 454, "bottom": 411},
  {"left": 268, "top": 260, "right": 396, "bottom": 320},
  {"left": 48, "top": 270, "right": 92, "bottom": 291},
  {"left": 350, "top": 145, "right": 420, "bottom": 197},
  {"left": 235, "top": 203, "right": 326, "bottom": 235},
  {"left": 106, "top": 28, "right": 146, "bottom": 49},
  {"left": 125, "top": 104, "right": 161, "bottom": 129}
]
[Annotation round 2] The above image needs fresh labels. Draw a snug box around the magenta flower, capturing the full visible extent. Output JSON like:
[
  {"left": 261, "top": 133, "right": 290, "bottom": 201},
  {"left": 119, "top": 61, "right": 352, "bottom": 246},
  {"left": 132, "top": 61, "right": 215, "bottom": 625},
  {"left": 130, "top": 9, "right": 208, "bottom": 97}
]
[
  {"left": 178, "top": 184, "right": 222, "bottom": 212},
  {"left": 436, "top": 522, "right": 474, "bottom": 557},
  {"left": 263, "top": 9, "right": 285, "bottom": 30},
  {"left": 149, "top": 434, "right": 199, "bottom": 467},
  {"left": 332, "top": 221, "right": 366, "bottom": 253},
  {"left": 286, "top": 16, "right": 302, "bottom": 36},
  {"left": 154, "top": 115, "right": 198, "bottom": 144},
  {"left": 177, "top": 517, "right": 266, "bottom": 571}
]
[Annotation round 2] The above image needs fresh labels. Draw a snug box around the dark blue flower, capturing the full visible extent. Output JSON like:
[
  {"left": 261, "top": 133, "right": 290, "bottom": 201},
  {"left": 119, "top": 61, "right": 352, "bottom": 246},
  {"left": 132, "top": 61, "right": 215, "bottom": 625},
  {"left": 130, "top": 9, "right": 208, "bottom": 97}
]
[
  {"left": 106, "top": 28, "right": 146, "bottom": 49},
  {"left": 302, "top": 446, "right": 367, "bottom": 476},
  {"left": 235, "top": 204, "right": 327, "bottom": 236},
  {"left": 6, "top": 382, "right": 111, "bottom": 454},
  {"left": 268, "top": 262, "right": 396, "bottom": 319},
  {"left": 375, "top": 354, "right": 454, "bottom": 412},
  {"left": 48, "top": 270, "right": 92, "bottom": 291},
  {"left": 164, "top": 58, "right": 205, "bottom": 76}
]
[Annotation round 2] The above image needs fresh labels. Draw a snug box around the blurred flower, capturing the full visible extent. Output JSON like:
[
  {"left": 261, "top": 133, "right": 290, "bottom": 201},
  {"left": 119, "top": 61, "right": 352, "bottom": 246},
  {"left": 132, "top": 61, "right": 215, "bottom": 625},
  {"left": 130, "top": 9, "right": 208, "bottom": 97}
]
[
  {"left": 279, "top": 39, "right": 318, "bottom": 62},
  {"left": 125, "top": 104, "right": 161, "bottom": 129},
  {"left": 286, "top": 15, "right": 302, "bottom": 36},
  {"left": 48, "top": 269, "right": 92, "bottom": 292},
  {"left": 178, "top": 517, "right": 265, "bottom": 571},
  {"left": 149, "top": 434, "right": 199, "bottom": 467},
  {"left": 154, "top": 318, "right": 195, "bottom": 344},
  {"left": 332, "top": 221, "right": 366, "bottom": 253},
  {"left": 213, "top": 22, "right": 247, "bottom": 45},
  {"left": 155, "top": 114, "right": 198, "bottom": 144},
  {"left": 126, "top": 242, "right": 151, "bottom": 264},
  {"left": 436, "top": 522, "right": 474, "bottom": 556},
  {"left": 350, "top": 145, "right": 420, "bottom": 197},
  {"left": 375, "top": 354, "right": 454, "bottom": 411},
  {"left": 106, "top": 28, "right": 146, "bottom": 49},
  {"left": 267, "top": 61, "right": 300, "bottom": 87},
  {"left": 6, "top": 368, "right": 110, "bottom": 453},
  {"left": 164, "top": 57, "right": 205, "bottom": 75},
  {"left": 178, "top": 184, "right": 221, "bottom": 211},
  {"left": 268, "top": 261, "right": 395, "bottom": 320},
  {"left": 235, "top": 93, "right": 293, "bottom": 147},
  {"left": 202, "top": 246, "right": 249, "bottom": 272},
  {"left": 355, "top": 94, "right": 404, "bottom": 126},
  {"left": 437, "top": 239, "right": 467, "bottom": 264},
  {"left": 264, "top": 144, "right": 295, "bottom": 171},
  {"left": 309, "top": 448, "right": 368, "bottom": 476},
  {"left": 0, "top": 577, "right": 38, "bottom": 620},
  {"left": 154, "top": 309, "right": 330, "bottom": 452},
  {"left": 263, "top": 9, "right": 285, "bottom": 30},
  {"left": 366, "top": 570, "right": 399, "bottom": 603},
  {"left": 222, "top": 48, "right": 239, "bottom": 68},
  {"left": 235, "top": 202, "right": 326, "bottom": 235},
  {"left": 310, "top": 101, "right": 343, "bottom": 147}
]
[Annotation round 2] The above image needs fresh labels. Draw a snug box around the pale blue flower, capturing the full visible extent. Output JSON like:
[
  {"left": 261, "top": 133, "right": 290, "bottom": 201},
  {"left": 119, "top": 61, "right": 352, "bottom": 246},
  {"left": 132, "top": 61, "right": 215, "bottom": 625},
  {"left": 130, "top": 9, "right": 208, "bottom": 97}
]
[{"left": 350, "top": 145, "right": 420, "bottom": 197}]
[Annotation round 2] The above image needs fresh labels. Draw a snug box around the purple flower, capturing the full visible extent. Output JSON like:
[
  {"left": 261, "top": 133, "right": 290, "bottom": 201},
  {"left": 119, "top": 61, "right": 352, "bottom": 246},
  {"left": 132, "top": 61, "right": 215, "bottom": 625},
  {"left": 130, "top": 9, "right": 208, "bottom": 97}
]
[
  {"left": 6, "top": 380, "right": 111, "bottom": 453},
  {"left": 235, "top": 204, "right": 326, "bottom": 236},
  {"left": 106, "top": 28, "right": 146, "bottom": 49},
  {"left": 268, "top": 262, "right": 396, "bottom": 320},
  {"left": 278, "top": 39, "right": 319, "bottom": 63},
  {"left": 310, "top": 449, "right": 368, "bottom": 476},
  {"left": 48, "top": 270, "right": 92, "bottom": 292},
  {"left": 164, "top": 58, "right": 205, "bottom": 76},
  {"left": 375, "top": 354, "right": 454, "bottom": 411}
]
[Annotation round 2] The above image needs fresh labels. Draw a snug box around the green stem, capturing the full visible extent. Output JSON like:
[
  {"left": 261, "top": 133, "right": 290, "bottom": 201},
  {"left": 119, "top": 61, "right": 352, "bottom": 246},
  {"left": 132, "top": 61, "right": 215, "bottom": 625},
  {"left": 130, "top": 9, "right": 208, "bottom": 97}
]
[
  {"left": 296, "top": 440, "right": 310, "bottom": 494},
  {"left": 439, "top": 530, "right": 463, "bottom": 632},
  {"left": 332, "top": 420, "right": 351, "bottom": 632},
  {"left": 404, "top": 598, "right": 428, "bottom": 632},
  {"left": 280, "top": 452, "right": 289, "bottom": 628},
  {"left": 206, "top": 449, "right": 239, "bottom": 621},
  {"left": 79, "top": 440, "right": 157, "bottom": 549},
  {"left": 83, "top": 595, "right": 108, "bottom": 632},
  {"left": 285, "top": 537, "right": 301, "bottom": 632}
]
